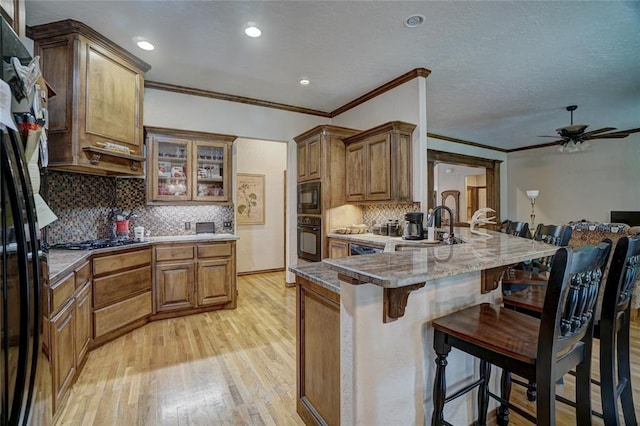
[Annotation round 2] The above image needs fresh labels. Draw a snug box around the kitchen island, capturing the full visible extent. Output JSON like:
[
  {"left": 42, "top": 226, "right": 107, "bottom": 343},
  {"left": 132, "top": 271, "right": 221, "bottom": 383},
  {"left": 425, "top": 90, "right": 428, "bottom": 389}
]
[{"left": 290, "top": 228, "right": 558, "bottom": 426}]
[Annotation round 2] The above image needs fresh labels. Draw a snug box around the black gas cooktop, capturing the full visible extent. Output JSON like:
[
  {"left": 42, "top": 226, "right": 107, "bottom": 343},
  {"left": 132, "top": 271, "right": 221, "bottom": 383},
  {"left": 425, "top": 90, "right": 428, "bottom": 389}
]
[{"left": 51, "top": 238, "right": 144, "bottom": 250}]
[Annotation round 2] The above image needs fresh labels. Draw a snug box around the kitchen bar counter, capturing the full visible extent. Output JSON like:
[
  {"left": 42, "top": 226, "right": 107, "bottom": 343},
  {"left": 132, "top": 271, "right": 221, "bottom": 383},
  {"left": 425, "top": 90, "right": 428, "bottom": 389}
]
[
  {"left": 47, "top": 233, "right": 238, "bottom": 283},
  {"left": 292, "top": 228, "right": 561, "bottom": 426},
  {"left": 288, "top": 262, "right": 341, "bottom": 295},
  {"left": 325, "top": 227, "right": 557, "bottom": 287}
]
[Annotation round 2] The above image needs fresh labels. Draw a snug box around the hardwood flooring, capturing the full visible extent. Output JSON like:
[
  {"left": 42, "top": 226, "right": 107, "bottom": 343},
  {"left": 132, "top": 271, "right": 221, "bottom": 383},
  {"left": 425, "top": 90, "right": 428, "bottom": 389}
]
[{"left": 55, "top": 271, "right": 640, "bottom": 425}]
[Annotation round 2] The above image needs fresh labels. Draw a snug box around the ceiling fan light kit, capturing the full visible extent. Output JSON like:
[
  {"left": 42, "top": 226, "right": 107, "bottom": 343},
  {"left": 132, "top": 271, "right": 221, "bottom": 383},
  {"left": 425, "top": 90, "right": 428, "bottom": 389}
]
[{"left": 540, "top": 105, "right": 633, "bottom": 153}]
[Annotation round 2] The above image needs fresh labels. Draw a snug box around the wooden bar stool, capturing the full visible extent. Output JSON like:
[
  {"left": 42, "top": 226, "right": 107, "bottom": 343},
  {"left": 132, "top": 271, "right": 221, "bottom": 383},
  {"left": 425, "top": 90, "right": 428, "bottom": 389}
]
[
  {"left": 430, "top": 242, "right": 611, "bottom": 426},
  {"left": 503, "top": 235, "right": 640, "bottom": 425},
  {"left": 499, "top": 220, "right": 530, "bottom": 238}
]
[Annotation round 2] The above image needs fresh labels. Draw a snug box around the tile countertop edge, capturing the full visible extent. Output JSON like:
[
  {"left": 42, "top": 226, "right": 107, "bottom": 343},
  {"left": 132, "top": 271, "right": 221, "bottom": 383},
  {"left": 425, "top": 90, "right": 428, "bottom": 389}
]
[
  {"left": 323, "top": 229, "right": 560, "bottom": 288},
  {"left": 47, "top": 234, "right": 239, "bottom": 283}
]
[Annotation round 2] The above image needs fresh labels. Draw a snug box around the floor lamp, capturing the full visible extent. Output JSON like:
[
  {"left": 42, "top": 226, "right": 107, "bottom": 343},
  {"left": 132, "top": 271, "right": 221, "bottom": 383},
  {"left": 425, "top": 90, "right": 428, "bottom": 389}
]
[{"left": 526, "top": 190, "right": 539, "bottom": 229}]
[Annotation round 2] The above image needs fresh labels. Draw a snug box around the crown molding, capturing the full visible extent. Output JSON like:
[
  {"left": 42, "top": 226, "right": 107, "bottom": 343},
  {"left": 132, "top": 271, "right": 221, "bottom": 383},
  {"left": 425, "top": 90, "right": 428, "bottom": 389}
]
[{"left": 427, "top": 133, "right": 509, "bottom": 153}]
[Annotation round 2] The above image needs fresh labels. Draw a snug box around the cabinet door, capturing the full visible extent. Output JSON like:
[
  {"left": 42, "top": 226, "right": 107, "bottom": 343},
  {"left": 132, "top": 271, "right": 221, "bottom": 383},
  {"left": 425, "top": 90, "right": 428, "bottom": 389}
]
[
  {"left": 155, "top": 262, "right": 195, "bottom": 312},
  {"left": 196, "top": 258, "right": 232, "bottom": 307},
  {"left": 192, "top": 140, "right": 230, "bottom": 202},
  {"left": 307, "top": 135, "right": 321, "bottom": 180},
  {"left": 297, "top": 141, "right": 308, "bottom": 181},
  {"left": 149, "top": 136, "right": 192, "bottom": 201},
  {"left": 51, "top": 299, "right": 76, "bottom": 412},
  {"left": 84, "top": 44, "right": 143, "bottom": 149},
  {"left": 328, "top": 239, "right": 349, "bottom": 258},
  {"left": 366, "top": 134, "right": 391, "bottom": 200},
  {"left": 345, "top": 142, "right": 366, "bottom": 202},
  {"left": 75, "top": 281, "right": 92, "bottom": 367}
]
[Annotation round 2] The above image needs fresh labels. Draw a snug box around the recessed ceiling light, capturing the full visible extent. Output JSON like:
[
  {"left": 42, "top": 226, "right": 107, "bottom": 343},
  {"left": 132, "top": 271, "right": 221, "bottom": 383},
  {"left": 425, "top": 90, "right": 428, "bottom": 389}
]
[
  {"left": 244, "top": 25, "right": 262, "bottom": 38},
  {"left": 404, "top": 14, "right": 425, "bottom": 28},
  {"left": 299, "top": 78, "right": 310, "bottom": 86},
  {"left": 136, "top": 40, "right": 155, "bottom": 51}
]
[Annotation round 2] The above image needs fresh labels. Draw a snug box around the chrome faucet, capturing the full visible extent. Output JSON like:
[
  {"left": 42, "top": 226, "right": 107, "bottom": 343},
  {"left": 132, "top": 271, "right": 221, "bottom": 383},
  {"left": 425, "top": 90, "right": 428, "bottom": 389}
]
[{"left": 427, "top": 205, "right": 455, "bottom": 241}]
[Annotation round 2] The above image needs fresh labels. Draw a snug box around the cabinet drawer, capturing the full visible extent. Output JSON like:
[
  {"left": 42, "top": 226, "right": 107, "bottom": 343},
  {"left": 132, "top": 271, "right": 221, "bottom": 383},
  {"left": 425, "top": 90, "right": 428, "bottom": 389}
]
[
  {"left": 75, "top": 261, "right": 91, "bottom": 288},
  {"left": 94, "top": 291, "right": 152, "bottom": 338},
  {"left": 93, "top": 248, "right": 151, "bottom": 276},
  {"left": 50, "top": 273, "right": 75, "bottom": 315},
  {"left": 155, "top": 245, "right": 194, "bottom": 262},
  {"left": 93, "top": 265, "right": 151, "bottom": 309},
  {"left": 197, "top": 243, "right": 232, "bottom": 259}
]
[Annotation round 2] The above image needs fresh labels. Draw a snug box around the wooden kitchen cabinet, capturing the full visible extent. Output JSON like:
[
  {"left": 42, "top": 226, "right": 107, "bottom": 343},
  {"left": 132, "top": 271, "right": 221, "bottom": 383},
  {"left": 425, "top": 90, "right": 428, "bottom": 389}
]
[
  {"left": 146, "top": 127, "right": 236, "bottom": 203},
  {"left": 196, "top": 258, "right": 233, "bottom": 307},
  {"left": 74, "top": 281, "right": 92, "bottom": 368},
  {"left": 50, "top": 299, "right": 76, "bottom": 413},
  {"left": 343, "top": 121, "right": 416, "bottom": 203},
  {"left": 153, "top": 241, "right": 237, "bottom": 316},
  {"left": 28, "top": 20, "right": 150, "bottom": 176},
  {"left": 297, "top": 134, "right": 321, "bottom": 182},
  {"left": 294, "top": 125, "right": 360, "bottom": 205},
  {"left": 328, "top": 238, "right": 350, "bottom": 258},
  {"left": 45, "top": 259, "right": 93, "bottom": 414},
  {"left": 92, "top": 247, "right": 152, "bottom": 346},
  {"left": 296, "top": 276, "right": 340, "bottom": 426},
  {"left": 155, "top": 262, "right": 196, "bottom": 312}
]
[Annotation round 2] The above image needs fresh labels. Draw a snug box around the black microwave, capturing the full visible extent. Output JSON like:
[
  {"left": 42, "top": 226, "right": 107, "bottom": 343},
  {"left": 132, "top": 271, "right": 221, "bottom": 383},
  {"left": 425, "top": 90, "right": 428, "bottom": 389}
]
[{"left": 297, "top": 182, "right": 321, "bottom": 214}]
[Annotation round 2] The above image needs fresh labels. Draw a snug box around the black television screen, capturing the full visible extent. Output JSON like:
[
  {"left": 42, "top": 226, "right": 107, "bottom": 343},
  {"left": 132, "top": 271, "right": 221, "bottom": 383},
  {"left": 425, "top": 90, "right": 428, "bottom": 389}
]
[{"left": 610, "top": 211, "right": 640, "bottom": 226}]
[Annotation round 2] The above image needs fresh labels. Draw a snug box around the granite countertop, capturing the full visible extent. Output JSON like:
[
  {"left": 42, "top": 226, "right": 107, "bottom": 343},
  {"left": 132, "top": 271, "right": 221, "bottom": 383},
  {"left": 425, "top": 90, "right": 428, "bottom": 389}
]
[
  {"left": 288, "top": 263, "right": 341, "bottom": 295},
  {"left": 46, "top": 233, "right": 238, "bottom": 283},
  {"left": 323, "top": 228, "right": 559, "bottom": 288}
]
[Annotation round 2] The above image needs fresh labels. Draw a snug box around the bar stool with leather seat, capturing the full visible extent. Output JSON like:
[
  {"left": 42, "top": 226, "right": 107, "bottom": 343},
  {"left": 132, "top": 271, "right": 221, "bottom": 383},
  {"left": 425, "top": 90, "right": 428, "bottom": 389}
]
[
  {"left": 430, "top": 241, "right": 611, "bottom": 426},
  {"left": 501, "top": 224, "right": 573, "bottom": 292},
  {"left": 501, "top": 235, "right": 640, "bottom": 425},
  {"left": 499, "top": 220, "right": 530, "bottom": 238}
]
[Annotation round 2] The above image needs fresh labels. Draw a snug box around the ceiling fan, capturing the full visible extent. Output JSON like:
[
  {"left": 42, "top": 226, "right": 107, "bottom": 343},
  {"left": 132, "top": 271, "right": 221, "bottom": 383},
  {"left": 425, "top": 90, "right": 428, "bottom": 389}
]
[{"left": 539, "top": 105, "right": 635, "bottom": 152}]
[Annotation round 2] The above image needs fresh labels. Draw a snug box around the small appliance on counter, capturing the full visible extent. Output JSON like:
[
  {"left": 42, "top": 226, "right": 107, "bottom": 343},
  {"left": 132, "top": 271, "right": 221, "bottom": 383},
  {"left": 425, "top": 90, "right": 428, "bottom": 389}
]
[{"left": 403, "top": 212, "right": 424, "bottom": 240}]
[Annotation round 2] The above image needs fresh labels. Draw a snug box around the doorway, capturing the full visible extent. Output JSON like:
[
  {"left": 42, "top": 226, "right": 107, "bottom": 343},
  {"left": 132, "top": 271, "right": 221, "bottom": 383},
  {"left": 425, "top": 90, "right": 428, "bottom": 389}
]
[{"left": 427, "top": 150, "right": 502, "bottom": 224}]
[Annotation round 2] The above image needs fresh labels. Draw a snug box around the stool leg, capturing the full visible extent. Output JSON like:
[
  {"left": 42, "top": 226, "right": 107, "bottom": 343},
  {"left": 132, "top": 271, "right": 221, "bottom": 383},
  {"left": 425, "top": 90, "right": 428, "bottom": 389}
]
[
  {"left": 535, "top": 368, "right": 556, "bottom": 426},
  {"left": 432, "top": 331, "right": 451, "bottom": 426},
  {"left": 575, "top": 342, "right": 593, "bottom": 426},
  {"left": 616, "top": 319, "right": 637, "bottom": 426},
  {"left": 478, "top": 360, "right": 491, "bottom": 426},
  {"left": 600, "top": 323, "right": 619, "bottom": 425},
  {"left": 497, "top": 370, "right": 511, "bottom": 426},
  {"left": 526, "top": 380, "right": 537, "bottom": 401}
]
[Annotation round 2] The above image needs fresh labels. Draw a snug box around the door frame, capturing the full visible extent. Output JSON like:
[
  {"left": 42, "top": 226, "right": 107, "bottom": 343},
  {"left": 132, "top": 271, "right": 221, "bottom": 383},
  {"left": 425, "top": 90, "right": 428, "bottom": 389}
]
[{"left": 427, "top": 150, "right": 502, "bottom": 223}]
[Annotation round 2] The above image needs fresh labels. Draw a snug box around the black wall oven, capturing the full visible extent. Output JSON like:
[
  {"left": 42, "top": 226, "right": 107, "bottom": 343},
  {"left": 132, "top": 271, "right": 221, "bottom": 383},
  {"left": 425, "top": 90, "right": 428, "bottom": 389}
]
[
  {"left": 297, "top": 182, "right": 321, "bottom": 215},
  {"left": 297, "top": 215, "right": 322, "bottom": 262}
]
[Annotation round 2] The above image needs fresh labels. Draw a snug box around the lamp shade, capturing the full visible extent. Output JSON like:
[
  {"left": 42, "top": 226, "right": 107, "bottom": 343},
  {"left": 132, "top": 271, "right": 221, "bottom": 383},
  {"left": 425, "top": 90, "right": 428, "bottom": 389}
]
[{"left": 526, "top": 190, "right": 539, "bottom": 199}]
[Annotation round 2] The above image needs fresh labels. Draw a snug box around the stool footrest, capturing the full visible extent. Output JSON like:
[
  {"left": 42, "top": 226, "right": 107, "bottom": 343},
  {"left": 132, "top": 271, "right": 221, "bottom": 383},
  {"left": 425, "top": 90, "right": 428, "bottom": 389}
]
[
  {"left": 444, "top": 378, "right": 484, "bottom": 404},
  {"left": 488, "top": 391, "right": 537, "bottom": 423}
]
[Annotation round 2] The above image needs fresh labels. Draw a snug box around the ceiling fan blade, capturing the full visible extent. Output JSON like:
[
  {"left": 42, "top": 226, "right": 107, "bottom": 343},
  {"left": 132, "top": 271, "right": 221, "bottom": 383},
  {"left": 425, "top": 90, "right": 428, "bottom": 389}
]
[
  {"left": 537, "top": 135, "right": 561, "bottom": 138},
  {"left": 580, "top": 127, "right": 616, "bottom": 138},
  {"left": 586, "top": 133, "right": 630, "bottom": 139}
]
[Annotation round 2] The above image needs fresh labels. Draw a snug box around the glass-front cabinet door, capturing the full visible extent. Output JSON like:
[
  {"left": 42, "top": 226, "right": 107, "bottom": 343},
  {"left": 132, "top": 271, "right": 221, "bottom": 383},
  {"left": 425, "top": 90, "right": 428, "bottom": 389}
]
[
  {"left": 151, "top": 137, "right": 191, "bottom": 201},
  {"left": 192, "top": 141, "right": 229, "bottom": 202},
  {"left": 146, "top": 127, "right": 236, "bottom": 204}
]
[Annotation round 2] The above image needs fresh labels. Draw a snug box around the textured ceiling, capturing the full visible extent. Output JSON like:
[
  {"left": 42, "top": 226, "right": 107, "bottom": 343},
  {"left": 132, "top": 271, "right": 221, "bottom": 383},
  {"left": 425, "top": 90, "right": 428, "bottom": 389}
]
[{"left": 25, "top": 1, "right": 640, "bottom": 150}]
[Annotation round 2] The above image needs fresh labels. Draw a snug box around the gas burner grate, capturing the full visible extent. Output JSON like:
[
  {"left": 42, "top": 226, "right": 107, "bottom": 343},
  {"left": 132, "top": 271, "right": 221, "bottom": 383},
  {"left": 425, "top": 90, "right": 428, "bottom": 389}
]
[{"left": 51, "top": 238, "right": 144, "bottom": 250}]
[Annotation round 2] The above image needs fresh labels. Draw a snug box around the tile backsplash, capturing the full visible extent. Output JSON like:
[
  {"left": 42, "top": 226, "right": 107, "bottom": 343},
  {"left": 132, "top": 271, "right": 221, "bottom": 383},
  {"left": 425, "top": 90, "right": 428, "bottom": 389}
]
[
  {"left": 44, "top": 171, "right": 233, "bottom": 244},
  {"left": 362, "top": 202, "right": 421, "bottom": 227}
]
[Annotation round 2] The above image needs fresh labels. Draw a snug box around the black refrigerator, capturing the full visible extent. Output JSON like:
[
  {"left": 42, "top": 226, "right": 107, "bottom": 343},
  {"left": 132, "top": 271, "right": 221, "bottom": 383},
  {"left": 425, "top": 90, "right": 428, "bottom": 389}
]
[{"left": 1, "top": 17, "right": 50, "bottom": 426}]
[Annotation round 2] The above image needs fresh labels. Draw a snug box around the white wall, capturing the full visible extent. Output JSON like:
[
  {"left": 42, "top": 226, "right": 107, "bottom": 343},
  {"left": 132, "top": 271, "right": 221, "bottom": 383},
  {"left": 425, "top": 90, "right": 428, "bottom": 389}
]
[
  {"left": 235, "top": 138, "right": 287, "bottom": 273},
  {"left": 506, "top": 134, "right": 640, "bottom": 225},
  {"left": 144, "top": 88, "right": 329, "bottom": 282}
]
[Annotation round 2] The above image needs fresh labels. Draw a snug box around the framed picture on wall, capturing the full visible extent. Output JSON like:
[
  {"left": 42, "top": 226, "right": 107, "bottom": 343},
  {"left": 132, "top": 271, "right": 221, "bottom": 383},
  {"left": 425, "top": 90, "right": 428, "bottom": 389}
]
[{"left": 236, "top": 173, "right": 265, "bottom": 225}]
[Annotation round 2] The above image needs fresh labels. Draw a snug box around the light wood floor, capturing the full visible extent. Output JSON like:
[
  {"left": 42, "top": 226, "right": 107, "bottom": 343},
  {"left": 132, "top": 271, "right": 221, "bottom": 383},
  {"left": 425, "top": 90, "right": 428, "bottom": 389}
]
[{"left": 55, "top": 272, "right": 640, "bottom": 425}]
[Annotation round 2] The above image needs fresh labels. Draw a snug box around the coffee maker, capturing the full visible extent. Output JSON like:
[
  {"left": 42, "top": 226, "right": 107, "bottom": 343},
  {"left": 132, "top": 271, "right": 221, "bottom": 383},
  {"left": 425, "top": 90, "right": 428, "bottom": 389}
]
[{"left": 403, "top": 212, "right": 424, "bottom": 240}]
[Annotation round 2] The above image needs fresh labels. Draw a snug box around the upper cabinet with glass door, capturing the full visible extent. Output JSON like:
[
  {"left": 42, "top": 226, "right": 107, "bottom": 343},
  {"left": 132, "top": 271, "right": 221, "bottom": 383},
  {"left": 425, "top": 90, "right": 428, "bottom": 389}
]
[{"left": 146, "top": 127, "right": 236, "bottom": 204}]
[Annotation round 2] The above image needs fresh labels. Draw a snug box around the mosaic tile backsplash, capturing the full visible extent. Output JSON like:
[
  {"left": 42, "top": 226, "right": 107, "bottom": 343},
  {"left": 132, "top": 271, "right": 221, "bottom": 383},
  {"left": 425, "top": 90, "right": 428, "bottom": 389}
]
[
  {"left": 44, "top": 171, "right": 233, "bottom": 244},
  {"left": 362, "top": 203, "right": 422, "bottom": 227}
]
